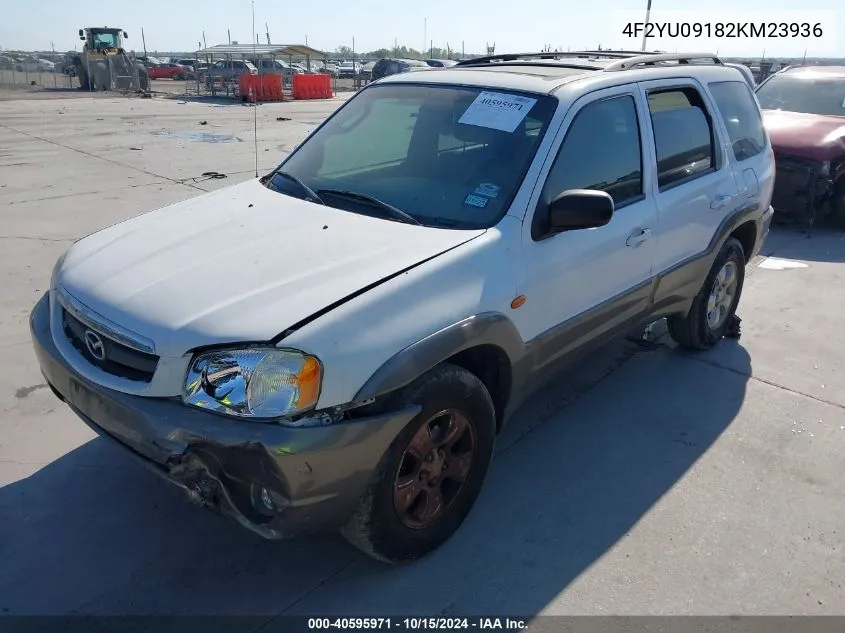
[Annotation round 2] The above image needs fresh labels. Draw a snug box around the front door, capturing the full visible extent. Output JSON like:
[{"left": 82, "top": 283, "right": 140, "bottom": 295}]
[{"left": 515, "top": 86, "right": 658, "bottom": 368}]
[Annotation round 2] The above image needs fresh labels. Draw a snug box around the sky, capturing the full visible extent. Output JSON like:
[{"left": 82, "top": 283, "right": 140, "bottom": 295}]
[{"left": 1, "top": 0, "right": 843, "bottom": 57}]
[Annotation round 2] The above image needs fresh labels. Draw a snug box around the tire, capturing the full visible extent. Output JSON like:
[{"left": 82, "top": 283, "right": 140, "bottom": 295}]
[
  {"left": 341, "top": 363, "right": 496, "bottom": 563},
  {"left": 667, "top": 237, "right": 746, "bottom": 350}
]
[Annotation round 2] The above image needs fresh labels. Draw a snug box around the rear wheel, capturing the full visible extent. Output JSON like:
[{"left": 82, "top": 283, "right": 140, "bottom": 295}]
[
  {"left": 667, "top": 237, "right": 746, "bottom": 350},
  {"left": 341, "top": 363, "right": 496, "bottom": 563}
]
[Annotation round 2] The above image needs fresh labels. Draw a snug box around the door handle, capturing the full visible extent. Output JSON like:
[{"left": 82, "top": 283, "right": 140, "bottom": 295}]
[
  {"left": 626, "top": 228, "right": 651, "bottom": 248},
  {"left": 710, "top": 192, "right": 740, "bottom": 209}
]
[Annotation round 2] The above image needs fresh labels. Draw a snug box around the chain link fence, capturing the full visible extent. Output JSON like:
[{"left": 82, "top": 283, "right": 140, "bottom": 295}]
[
  {"left": 1, "top": 49, "right": 377, "bottom": 99},
  {"left": 0, "top": 53, "right": 78, "bottom": 90}
]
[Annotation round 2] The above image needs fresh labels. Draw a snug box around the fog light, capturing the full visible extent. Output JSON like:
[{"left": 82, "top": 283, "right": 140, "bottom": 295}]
[{"left": 251, "top": 483, "right": 276, "bottom": 517}]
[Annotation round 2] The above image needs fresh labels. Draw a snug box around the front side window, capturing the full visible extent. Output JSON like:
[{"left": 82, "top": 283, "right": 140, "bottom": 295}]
[
  {"left": 755, "top": 73, "right": 845, "bottom": 117},
  {"left": 708, "top": 80, "right": 767, "bottom": 161},
  {"left": 648, "top": 87, "right": 717, "bottom": 189},
  {"left": 267, "top": 84, "right": 557, "bottom": 229},
  {"left": 540, "top": 94, "right": 643, "bottom": 209}
]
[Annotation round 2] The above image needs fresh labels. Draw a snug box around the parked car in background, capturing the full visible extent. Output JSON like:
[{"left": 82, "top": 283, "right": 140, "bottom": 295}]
[
  {"left": 250, "top": 58, "right": 303, "bottom": 80},
  {"left": 424, "top": 59, "right": 457, "bottom": 68},
  {"left": 725, "top": 63, "right": 755, "bottom": 89},
  {"left": 147, "top": 62, "right": 192, "bottom": 80},
  {"left": 15, "top": 56, "right": 55, "bottom": 72},
  {"left": 360, "top": 61, "right": 375, "bottom": 80},
  {"left": 202, "top": 59, "right": 258, "bottom": 87},
  {"left": 755, "top": 65, "right": 845, "bottom": 227},
  {"left": 175, "top": 59, "right": 198, "bottom": 71},
  {"left": 317, "top": 62, "right": 339, "bottom": 77},
  {"left": 136, "top": 56, "right": 165, "bottom": 67},
  {"left": 291, "top": 62, "right": 312, "bottom": 74},
  {"left": 370, "top": 58, "right": 429, "bottom": 81},
  {"left": 0, "top": 55, "right": 15, "bottom": 70},
  {"left": 338, "top": 61, "right": 362, "bottom": 78}
]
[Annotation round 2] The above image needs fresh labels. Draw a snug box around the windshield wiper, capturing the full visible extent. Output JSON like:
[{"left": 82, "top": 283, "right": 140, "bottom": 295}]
[
  {"left": 317, "top": 189, "right": 422, "bottom": 225},
  {"left": 270, "top": 171, "right": 325, "bottom": 205}
]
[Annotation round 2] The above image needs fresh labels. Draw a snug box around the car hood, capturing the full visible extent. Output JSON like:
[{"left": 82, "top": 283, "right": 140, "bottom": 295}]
[
  {"left": 762, "top": 109, "right": 845, "bottom": 162},
  {"left": 57, "top": 178, "right": 485, "bottom": 357}
]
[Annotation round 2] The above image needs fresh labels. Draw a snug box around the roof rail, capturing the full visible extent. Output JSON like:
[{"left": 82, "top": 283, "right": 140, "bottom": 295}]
[
  {"left": 567, "top": 49, "right": 665, "bottom": 58},
  {"left": 454, "top": 51, "right": 600, "bottom": 66},
  {"left": 603, "top": 52, "right": 723, "bottom": 71}
]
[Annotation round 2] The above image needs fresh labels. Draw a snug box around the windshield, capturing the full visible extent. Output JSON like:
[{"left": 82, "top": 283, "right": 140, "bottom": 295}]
[
  {"left": 92, "top": 31, "right": 119, "bottom": 49},
  {"left": 756, "top": 74, "right": 845, "bottom": 116},
  {"left": 266, "top": 83, "right": 556, "bottom": 229}
]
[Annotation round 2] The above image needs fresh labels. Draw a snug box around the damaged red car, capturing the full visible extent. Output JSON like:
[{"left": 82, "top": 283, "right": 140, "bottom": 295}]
[{"left": 755, "top": 65, "right": 845, "bottom": 226}]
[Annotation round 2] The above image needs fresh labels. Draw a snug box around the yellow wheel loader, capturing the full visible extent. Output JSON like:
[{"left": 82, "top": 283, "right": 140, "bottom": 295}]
[{"left": 70, "top": 27, "right": 148, "bottom": 93}]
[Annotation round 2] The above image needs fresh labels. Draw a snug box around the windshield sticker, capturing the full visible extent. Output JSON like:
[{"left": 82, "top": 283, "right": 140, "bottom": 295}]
[
  {"left": 841, "top": 97, "right": 845, "bottom": 108},
  {"left": 464, "top": 194, "right": 489, "bottom": 208},
  {"left": 474, "top": 183, "right": 500, "bottom": 198},
  {"left": 458, "top": 91, "right": 538, "bottom": 133}
]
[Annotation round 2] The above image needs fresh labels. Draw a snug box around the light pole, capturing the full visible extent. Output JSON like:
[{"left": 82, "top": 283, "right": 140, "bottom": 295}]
[{"left": 641, "top": 0, "right": 652, "bottom": 52}]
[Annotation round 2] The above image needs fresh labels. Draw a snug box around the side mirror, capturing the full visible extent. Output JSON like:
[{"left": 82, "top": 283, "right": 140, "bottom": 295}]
[
  {"left": 123, "top": 32, "right": 129, "bottom": 39},
  {"left": 548, "top": 189, "right": 614, "bottom": 232},
  {"left": 80, "top": 35, "right": 85, "bottom": 41},
  {"left": 78, "top": 29, "right": 83, "bottom": 37}
]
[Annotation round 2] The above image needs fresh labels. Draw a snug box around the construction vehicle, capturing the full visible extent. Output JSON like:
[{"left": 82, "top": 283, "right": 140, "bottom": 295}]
[{"left": 70, "top": 27, "right": 148, "bottom": 92}]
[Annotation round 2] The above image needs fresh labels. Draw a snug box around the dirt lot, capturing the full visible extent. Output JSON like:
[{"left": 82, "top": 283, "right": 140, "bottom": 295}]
[{"left": 0, "top": 94, "right": 843, "bottom": 620}]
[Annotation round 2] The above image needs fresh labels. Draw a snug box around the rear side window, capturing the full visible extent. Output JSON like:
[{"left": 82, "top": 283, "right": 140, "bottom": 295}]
[
  {"left": 708, "top": 81, "right": 767, "bottom": 161},
  {"left": 647, "top": 87, "right": 717, "bottom": 190}
]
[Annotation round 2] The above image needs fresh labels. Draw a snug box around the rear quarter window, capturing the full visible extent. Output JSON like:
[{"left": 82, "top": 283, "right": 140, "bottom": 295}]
[{"left": 708, "top": 81, "right": 767, "bottom": 161}]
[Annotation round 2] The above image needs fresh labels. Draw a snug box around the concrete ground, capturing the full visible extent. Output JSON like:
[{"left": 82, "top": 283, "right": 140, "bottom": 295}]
[{"left": 0, "top": 95, "right": 843, "bottom": 620}]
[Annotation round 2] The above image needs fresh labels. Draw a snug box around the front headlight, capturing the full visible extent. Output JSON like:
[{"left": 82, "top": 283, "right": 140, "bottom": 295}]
[{"left": 183, "top": 348, "right": 322, "bottom": 420}]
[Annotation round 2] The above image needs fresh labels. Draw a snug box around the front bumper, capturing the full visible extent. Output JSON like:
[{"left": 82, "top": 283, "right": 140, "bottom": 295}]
[{"left": 30, "top": 292, "right": 419, "bottom": 539}]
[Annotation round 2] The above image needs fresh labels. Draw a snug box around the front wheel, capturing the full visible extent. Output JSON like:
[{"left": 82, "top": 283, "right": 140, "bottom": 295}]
[
  {"left": 667, "top": 237, "right": 746, "bottom": 350},
  {"left": 341, "top": 363, "right": 496, "bottom": 563}
]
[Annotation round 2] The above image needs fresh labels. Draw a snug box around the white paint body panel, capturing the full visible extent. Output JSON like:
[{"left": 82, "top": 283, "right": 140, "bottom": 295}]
[
  {"left": 53, "top": 179, "right": 484, "bottom": 397},
  {"left": 512, "top": 84, "right": 659, "bottom": 345}
]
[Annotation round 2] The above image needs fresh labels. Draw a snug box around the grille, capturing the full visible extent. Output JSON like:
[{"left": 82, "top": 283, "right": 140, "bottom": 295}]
[
  {"left": 772, "top": 153, "right": 821, "bottom": 223},
  {"left": 61, "top": 308, "right": 159, "bottom": 382}
]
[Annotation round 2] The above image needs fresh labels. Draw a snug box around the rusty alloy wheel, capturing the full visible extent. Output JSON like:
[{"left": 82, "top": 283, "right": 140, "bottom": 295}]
[{"left": 393, "top": 409, "right": 476, "bottom": 529}]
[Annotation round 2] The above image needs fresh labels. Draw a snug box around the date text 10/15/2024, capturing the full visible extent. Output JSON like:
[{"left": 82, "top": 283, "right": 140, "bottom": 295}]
[{"left": 307, "top": 617, "right": 529, "bottom": 630}]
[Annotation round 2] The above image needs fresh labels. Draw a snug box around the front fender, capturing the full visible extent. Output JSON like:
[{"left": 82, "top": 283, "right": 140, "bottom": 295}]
[{"left": 354, "top": 312, "right": 528, "bottom": 402}]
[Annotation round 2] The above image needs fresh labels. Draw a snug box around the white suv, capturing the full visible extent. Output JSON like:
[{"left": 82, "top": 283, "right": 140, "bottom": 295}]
[{"left": 31, "top": 50, "right": 774, "bottom": 563}]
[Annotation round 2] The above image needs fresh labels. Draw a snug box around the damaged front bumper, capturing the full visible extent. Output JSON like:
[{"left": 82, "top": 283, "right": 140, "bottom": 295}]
[
  {"left": 771, "top": 154, "right": 839, "bottom": 225},
  {"left": 30, "top": 293, "right": 419, "bottom": 539}
]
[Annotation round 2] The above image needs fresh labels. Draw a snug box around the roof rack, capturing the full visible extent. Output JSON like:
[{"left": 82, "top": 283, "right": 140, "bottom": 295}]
[
  {"left": 603, "top": 52, "right": 723, "bottom": 71},
  {"left": 454, "top": 51, "right": 603, "bottom": 66},
  {"left": 565, "top": 50, "right": 665, "bottom": 58}
]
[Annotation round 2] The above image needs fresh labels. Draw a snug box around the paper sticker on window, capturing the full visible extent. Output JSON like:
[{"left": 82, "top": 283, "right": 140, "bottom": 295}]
[
  {"left": 474, "top": 183, "right": 500, "bottom": 198},
  {"left": 458, "top": 91, "right": 538, "bottom": 133},
  {"left": 464, "top": 194, "right": 489, "bottom": 208},
  {"left": 841, "top": 97, "right": 845, "bottom": 108}
]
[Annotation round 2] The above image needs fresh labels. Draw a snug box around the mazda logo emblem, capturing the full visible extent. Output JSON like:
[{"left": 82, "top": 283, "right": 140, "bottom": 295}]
[{"left": 84, "top": 329, "right": 106, "bottom": 361}]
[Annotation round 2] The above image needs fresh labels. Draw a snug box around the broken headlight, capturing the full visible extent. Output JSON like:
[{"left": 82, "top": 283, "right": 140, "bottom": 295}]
[{"left": 183, "top": 348, "right": 322, "bottom": 420}]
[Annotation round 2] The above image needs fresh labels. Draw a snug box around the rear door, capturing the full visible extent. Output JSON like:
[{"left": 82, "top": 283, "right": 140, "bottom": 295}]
[
  {"left": 706, "top": 79, "right": 774, "bottom": 219},
  {"left": 637, "top": 78, "right": 742, "bottom": 274}
]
